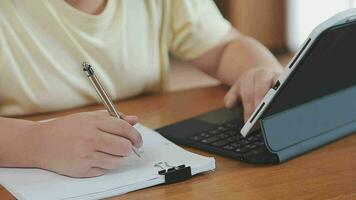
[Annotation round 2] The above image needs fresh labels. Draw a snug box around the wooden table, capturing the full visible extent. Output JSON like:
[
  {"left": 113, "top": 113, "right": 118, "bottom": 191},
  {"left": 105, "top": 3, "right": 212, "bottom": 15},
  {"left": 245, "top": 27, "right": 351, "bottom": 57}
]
[{"left": 1, "top": 86, "right": 355, "bottom": 200}]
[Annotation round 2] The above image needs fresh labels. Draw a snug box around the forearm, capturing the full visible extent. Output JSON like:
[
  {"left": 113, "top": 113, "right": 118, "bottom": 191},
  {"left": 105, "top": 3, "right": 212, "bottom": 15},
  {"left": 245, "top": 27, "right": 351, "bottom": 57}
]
[
  {"left": 0, "top": 117, "right": 39, "bottom": 167},
  {"left": 190, "top": 29, "right": 285, "bottom": 119},
  {"left": 216, "top": 34, "right": 282, "bottom": 85}
]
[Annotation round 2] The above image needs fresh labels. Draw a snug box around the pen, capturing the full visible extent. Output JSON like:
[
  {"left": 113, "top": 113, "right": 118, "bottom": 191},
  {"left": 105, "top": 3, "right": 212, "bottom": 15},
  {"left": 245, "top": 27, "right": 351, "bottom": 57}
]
[{"left": 82, "top": 62, "right": 141, "bottom": 158}]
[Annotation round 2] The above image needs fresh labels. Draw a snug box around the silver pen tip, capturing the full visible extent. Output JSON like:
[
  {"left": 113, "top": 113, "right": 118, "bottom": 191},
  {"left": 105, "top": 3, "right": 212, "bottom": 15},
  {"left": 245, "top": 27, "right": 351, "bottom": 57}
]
[
  {"left": 82, "top": 62, "right": 94, "bottom": 76},
  {"left": 133, "top": 147, "right": 141, "bottom": 158}
]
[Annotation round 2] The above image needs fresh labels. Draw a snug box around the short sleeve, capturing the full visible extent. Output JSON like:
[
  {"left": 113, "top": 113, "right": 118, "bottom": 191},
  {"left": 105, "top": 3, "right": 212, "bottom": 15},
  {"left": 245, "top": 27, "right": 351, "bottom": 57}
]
[{"left": 169, "top": 0, "right": 231, "bottom": 60}]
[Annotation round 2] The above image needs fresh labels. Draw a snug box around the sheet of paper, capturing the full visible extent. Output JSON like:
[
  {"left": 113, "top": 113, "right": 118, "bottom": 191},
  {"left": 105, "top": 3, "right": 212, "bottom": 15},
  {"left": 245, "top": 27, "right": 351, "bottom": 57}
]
[{"left": 0, "top": 124, "right": 215, "bottom": 200}]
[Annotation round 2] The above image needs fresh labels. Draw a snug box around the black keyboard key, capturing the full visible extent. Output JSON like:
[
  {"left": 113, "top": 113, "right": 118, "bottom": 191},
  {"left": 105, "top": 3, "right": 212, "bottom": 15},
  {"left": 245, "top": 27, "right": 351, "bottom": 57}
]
[
  {"left": 253, "top": 136, "right": 261, "bottom": 142},
  {"left": 247, "top": 136, "right": 254, "bottom": 142},
  {"left": 216, "top": 126, "right": 223, "bottom": 131},
  {"left": 248, "top": 144, "right": 258, "bottom": 150},
  {"left": 226, "top": 123, "right": 235, "bottom": 128},
  {"left": 218, "top": 132, "right": 230, "bottom": 139},
  {"left": 217, "top": 125, "right": 228, "bottom": 132},
  {"left": 208, "top": 129, "right": 219, "bottom": 135},
  {"left": 235, "top": 134, "right": 243, "bottom": 141},
  {"left": 199, "top": 132, "right": 211, "bottom": 138},
  {"left": 226, "top": 131, "right": 235, "bottom": 137},
  {"left": 189, "top": 135, "right": 202, "bottom": 141},
  {"left": 223, "top": 144, "right": 235, "bottom": 150},
  {"left": 235, "top": 147, "right": 247, "bottom": 153},
  {"left": 228, "top": 130, "right": 239, "bottom": 135},
  {"left": 201, "top": 135, "right": 221, "bottom": 144},
  {"left": 212, "top": 139, "right": 232, "bottom": 147},
  {"left": 257, "top": 141, "right": 265, "bottom": 146},
  {"left": 226, "top": 136, "right": 237, "bottom": 143},
  {"left": 224, "top": 141, "right": 242, "bottom": 150},
  {"left": 230, "top": 142, "right": 241, "bottom": 148},
  {"left": 255, "top": 133, "right": 263, "bottom": 139},
  {"left": 240, "top": 139, "right": 250, "bottom": 145},
  {"left": 203, "top": 132, "right": 230, "bottom": 143}
]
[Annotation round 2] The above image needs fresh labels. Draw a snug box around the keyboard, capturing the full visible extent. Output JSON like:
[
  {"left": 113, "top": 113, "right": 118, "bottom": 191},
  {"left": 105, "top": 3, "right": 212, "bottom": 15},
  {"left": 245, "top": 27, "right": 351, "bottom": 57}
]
[
  {"left": 158, "top": 107, "right": 279, "bottom": 164},
  {"left": 186, "top": 121, "right": 276, "bottom": 163}
]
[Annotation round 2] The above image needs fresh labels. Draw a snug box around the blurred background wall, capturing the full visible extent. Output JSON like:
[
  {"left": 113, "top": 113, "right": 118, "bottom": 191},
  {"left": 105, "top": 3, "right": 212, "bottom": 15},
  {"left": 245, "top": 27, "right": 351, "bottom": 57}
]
[
  {"left": 215, "top": 0, "right": 286, "bottom": 53},
  {"left": 286, "top": 0, "right": 356, "bottom": 52},
  {"left": 215, "top": 0, "right": 356, "bottom": 53}
]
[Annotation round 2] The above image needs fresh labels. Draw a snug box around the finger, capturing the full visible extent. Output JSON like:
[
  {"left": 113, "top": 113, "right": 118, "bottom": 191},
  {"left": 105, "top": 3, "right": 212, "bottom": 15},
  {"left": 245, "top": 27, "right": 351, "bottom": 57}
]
[
  {"left": 94, "top": 113, "right": 142, "bottom": 148},
  {"left": 92, "top": 110, "right": 138, "bottom": 125},
  {"left": 93, "top": 109, "right": 108, "bottom": 113},
  {"left": 92, "top": 151, "right": 122, "bottom": 170},
  {"left": 224, "top": 82, "right": 241, "bottom": 109},
  {"left": 96, "top": 131, "right": 133, "bottom": 156},
  {"left": 122, "top": 115, "right": 139, "bottom": 126},
  {"left": 240, "top": 80, "right": 255, "bottom": 122},
  {"left": 86, "top": 167, "right": 106, "bottom": 177},
  {"left": 253, "top": 73, "right": 274, "bottom": 108},
  {"left": 242, "top": 96, "right": 255, "bottom": 123},
  {"left": 273, "top": 73, "right": 279, "bottom": 84}
]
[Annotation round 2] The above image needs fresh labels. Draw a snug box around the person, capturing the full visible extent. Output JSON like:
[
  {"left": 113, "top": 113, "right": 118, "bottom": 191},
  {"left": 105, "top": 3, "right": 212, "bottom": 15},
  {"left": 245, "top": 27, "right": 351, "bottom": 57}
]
[{"left": 0, "top": 0, "right": 283, "bottom": 177}]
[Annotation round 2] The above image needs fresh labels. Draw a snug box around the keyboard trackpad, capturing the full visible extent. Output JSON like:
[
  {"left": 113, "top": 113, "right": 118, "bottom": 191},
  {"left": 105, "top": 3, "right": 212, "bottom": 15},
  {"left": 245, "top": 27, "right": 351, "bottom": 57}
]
[{"left": 157, "top": 119, "right": 215, "bottom": 140}]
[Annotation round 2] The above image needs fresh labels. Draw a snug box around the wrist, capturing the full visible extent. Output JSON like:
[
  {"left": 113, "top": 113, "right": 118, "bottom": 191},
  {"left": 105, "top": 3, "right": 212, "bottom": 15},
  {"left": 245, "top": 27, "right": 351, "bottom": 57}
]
[
  {"left": 23, "top": 122, "right": 49, "bottom": 169},
  {"left": 13, "top": 121, "right": 45, "bottom": 168}
]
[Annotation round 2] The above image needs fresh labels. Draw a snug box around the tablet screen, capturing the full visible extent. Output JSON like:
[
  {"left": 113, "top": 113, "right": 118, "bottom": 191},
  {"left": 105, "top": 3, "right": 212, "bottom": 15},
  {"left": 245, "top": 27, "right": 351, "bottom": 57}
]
[{"left": 263, "top": 21, "right": 356, "bottom": 117}]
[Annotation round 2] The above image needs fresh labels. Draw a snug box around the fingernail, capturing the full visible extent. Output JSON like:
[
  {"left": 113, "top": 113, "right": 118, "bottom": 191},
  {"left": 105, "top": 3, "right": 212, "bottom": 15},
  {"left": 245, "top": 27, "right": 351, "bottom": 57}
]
[
  {"left": 137, "top": 135, "right": 143, "bottom": 148},
  {"left": 135, "top": 140, "right": 143, "bottom": 148},
  {"left": 244, "top": 115, "right": 249, "bottom": 123}
]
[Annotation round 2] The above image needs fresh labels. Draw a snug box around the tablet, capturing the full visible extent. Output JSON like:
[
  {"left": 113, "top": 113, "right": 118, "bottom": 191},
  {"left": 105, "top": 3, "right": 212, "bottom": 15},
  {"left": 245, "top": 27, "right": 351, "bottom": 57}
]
[{"left": 241, "top": 9, "right": 356, "bottom": 136}]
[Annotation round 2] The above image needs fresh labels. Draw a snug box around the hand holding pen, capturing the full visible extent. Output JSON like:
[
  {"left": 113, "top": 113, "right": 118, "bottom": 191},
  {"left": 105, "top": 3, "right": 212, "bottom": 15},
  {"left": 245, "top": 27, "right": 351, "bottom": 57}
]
[{"left": 83, "top": 62, "right": 142, "bottom": 158}]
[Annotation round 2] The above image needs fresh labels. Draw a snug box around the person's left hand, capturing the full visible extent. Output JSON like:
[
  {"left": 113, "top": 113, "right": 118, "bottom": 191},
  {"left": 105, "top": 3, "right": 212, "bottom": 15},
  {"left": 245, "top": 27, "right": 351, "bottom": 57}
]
[{"left": 224, "top": 66, "right": 283, "bottom": 122}]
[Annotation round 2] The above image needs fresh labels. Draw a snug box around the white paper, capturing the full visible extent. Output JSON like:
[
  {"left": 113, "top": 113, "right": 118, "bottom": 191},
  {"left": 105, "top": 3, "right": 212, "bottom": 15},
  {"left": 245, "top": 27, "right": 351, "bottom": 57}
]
[{"left": 0, "top": 124, "right": 215, "bottom": 200}]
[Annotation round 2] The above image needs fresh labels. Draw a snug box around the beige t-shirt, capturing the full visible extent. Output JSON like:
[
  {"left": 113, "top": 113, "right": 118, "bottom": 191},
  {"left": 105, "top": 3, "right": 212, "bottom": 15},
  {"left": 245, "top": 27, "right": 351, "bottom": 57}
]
[{"left": 0, "top": 0, "right": 231, "bottom": 116}]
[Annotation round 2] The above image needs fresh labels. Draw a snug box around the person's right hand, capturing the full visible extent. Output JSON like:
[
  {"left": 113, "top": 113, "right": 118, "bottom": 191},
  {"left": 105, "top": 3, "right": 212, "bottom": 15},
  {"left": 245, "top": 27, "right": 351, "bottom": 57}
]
[{"left": 28, "top": 111, "right": 143, "bottom": 178}]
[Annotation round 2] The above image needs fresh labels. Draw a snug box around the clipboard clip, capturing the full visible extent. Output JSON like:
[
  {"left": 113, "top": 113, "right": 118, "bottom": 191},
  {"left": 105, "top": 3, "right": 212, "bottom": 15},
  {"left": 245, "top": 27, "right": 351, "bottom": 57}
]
[{"left": 154, "top": 162, "right": 192, "bottom": 184}]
